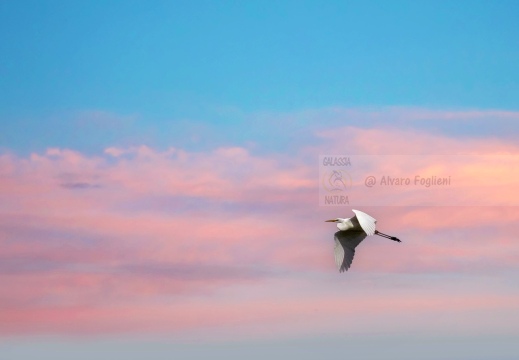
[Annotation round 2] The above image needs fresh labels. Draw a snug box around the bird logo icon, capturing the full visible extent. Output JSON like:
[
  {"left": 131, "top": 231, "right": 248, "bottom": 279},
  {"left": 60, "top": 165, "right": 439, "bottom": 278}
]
[{"left": 322, "top": 169, "right": 351, "bottom": 192}]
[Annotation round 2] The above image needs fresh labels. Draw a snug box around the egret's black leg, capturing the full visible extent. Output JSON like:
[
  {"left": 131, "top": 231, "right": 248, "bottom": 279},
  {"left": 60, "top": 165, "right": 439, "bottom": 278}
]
[{"left": 375, "top": 230, "right": 401, "bottom": 242}]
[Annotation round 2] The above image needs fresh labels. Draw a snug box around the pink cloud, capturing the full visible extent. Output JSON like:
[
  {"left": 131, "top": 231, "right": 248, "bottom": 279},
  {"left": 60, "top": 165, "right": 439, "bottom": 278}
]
[
  {"left": 1, "top": 114, "right": 519, "bottom": 338},
  {"left": 2, "top": 274, "right": 518, "bottom": 339},
  {"left": 316, "top": 125, "right": 518, "bottom": 155}
]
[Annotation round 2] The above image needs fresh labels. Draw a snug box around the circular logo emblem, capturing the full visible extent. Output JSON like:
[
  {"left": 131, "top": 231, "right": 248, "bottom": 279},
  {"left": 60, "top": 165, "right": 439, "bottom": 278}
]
[{"left": 322, "top": 169, "right": 352, "bottom": 192}]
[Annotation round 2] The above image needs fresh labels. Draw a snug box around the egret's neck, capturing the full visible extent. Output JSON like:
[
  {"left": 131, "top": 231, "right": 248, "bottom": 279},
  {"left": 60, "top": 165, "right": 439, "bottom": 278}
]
[{"left": 337, "top": 217, "right": 354, "bottom": 231}]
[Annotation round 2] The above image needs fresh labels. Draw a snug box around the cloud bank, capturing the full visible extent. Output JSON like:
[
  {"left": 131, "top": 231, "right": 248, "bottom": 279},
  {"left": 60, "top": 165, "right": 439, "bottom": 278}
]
[{"left": 1, "top": 108, "right": 518, "bottom": 338}]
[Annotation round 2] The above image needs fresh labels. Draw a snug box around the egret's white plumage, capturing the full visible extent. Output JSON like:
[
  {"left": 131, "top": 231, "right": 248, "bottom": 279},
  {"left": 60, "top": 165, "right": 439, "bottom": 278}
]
[
  {"left": 326, "top": 209, "right": 401, "bottom": 272},
  {"left": 352, "top": 209, "right": 377, "bottom": 236}
]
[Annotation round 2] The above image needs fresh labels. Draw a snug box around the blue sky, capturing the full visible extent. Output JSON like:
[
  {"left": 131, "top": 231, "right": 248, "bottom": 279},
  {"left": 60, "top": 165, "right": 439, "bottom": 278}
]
[{"left": 1, "top": 0, "right": 518, "bottom": 154}]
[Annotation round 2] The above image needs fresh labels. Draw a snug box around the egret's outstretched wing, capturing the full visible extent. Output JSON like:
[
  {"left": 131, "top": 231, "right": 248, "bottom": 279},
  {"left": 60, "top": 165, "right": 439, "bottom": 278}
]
[
  {"left": 334, "top": 230, "right": 367, "bottom": 272},
  {"left": 352, "top": 209, "right": 377, "bottom": 236}
]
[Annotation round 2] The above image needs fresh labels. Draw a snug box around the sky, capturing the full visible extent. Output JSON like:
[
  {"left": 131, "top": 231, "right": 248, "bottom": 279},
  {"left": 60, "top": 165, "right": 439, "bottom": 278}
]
[{"left": 1, "top": 1, "right": 519, "bottom": 359}]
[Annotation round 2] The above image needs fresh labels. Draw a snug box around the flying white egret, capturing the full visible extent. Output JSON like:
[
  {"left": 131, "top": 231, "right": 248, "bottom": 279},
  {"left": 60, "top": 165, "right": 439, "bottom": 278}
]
[{"left": 325, "top": 209, "right": 401, "bottom": 272}]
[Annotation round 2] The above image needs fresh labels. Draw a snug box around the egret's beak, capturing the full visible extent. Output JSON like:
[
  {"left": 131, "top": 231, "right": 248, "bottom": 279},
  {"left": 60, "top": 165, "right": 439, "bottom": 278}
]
[{"left": 325, "top": 219, "right": 337, "bottom": 222}]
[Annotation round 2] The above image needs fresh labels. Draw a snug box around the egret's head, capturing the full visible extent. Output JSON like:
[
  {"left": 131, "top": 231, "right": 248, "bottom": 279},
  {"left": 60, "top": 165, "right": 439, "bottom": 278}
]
[{"left": 325, "top": 218, "right": 340, "bottom": 223}]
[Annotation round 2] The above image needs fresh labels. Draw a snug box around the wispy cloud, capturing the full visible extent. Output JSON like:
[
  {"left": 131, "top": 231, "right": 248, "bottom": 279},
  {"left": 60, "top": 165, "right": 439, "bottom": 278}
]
[{"left": 1, "top": 108, "right": 518, "bottom": 337}]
